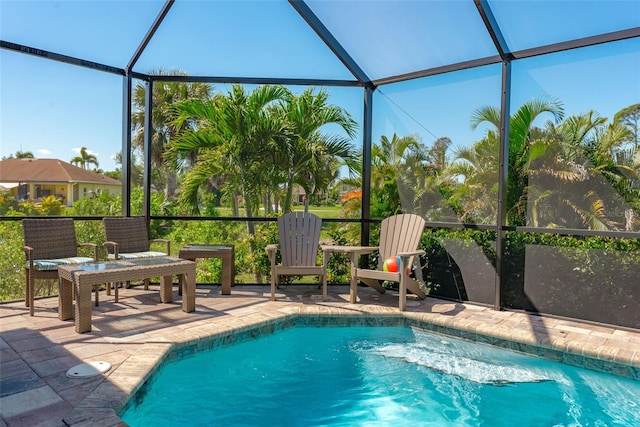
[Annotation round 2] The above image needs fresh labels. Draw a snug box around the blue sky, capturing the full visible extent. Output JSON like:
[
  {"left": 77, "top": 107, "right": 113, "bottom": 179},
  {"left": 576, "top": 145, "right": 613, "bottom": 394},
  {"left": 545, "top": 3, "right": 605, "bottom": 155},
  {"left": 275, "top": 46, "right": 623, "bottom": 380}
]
[{"left": 1, "top": 1, "right": 639, "bottom": 173}]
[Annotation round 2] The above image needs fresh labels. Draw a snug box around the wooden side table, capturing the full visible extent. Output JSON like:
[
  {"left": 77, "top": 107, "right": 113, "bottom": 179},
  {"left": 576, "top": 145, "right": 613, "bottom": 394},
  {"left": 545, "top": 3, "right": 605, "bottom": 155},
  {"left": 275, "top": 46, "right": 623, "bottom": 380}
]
[
  {"left": 320, "top": 245, "right": 379, "bottom": 303},
  {"left": 178, "top": 244, "right": 235, "bottom": 295}
]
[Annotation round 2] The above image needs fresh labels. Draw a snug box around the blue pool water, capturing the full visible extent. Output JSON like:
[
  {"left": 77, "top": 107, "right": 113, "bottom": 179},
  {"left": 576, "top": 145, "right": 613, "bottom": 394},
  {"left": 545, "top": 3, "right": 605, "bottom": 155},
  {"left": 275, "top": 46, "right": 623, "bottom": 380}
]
[{"left": 121, "top": 326, "right": 640, "bottom": 426}]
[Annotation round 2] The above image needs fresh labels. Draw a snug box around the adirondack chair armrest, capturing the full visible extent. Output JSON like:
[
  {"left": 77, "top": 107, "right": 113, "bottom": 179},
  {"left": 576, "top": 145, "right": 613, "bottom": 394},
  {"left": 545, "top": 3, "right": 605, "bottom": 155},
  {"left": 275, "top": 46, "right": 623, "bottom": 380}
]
[
  {"left": 104, "top": 241, "right": 119, "bottom": 258},
  {"left": 150, "top": 238, "right": 170, "bottom": 255},
  {"left": 397, "top": 250, "right": 425, "bottom": 257},
  {"left": 320, "top": 245, "right": 379, "bottom": 256},
  {"left": 354, "top": 246, "right": 379, "bottom": 256},
  {"left": 265, "top": 244, "right": 279, "bottom": 265},
  {"left": 79, "top": 242, "right": 98, "bottom": 261}
]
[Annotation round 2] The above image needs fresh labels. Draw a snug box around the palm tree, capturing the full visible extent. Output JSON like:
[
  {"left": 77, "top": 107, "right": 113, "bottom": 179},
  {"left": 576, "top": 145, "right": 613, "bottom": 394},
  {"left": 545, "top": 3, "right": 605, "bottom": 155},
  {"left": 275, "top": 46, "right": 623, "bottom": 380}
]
[
  {"left": 131, "top": 69, "right": 212, "bottom": 201},
  {"left": 469, "top": 95, "right": 565, "bottom": 225},
  {"left": 550, "top": 111, "right": 636, "bottom": 230},
  {"left": 168, "top": 84, "right": 288, "bottom": 216},
  {"left": 310, "top": 156, "right": 343, "bottom": 205},
  {"left": 271, "top": 87, "right": 358, "bottom": 212},
  {"left": 370, "top": 133, "right": 430, "bottom": 218},
  {"left": 109, "top": 151, "right": 144, "bottom": 185},
  {"left": 401, "top": 136, "right": 459, "bottom": 221},
  {"left": 334, "top": 132, "right": 439, "bottom": 220},
  {"left": 168, "top": 84, "right": 289, "bottom": 283},
  {"left": 614, "top": 103, "right": 640, "bottom": 150},
  {"left": 70, "top": 147, "right": 99, "bottom": 170},
  {"left": 509, "top": 108, "right": 638, "bottom": 231},
  {"left": 15, "top": 150, "right": 34, "bottom": 158},
  {"left": 446, "top": 133, "right": 501, "bottom": 224}
]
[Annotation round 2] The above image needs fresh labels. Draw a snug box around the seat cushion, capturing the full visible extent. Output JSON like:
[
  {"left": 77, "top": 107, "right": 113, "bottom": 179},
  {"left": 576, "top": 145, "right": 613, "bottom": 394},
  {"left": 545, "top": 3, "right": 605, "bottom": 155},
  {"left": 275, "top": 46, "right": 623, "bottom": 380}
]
[
  {"left": 31, "top": 257, "right": 96, "bottom": 271},
  {"left": 107, "top": 251, "right": 167, "bottom": 260}
]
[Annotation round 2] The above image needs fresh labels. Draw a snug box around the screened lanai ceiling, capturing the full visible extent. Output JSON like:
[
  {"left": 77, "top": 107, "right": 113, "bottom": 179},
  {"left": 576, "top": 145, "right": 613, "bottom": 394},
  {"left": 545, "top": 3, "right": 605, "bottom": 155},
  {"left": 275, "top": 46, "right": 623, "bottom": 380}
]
[{"left": 2, "top": 0, "right": 639, "bottom": 85}]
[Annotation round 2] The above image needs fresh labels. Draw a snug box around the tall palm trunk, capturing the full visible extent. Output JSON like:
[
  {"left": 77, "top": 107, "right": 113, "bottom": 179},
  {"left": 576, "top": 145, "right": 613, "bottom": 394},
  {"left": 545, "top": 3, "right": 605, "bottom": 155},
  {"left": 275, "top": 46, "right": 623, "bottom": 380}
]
[
  {"left": 164, "top": 172, "right": 177, "bottom": 203},
  {"left": 283, "top": 172, "right": 296, "bottom": 213},
  {"left": 242, "top": 201, "right": 262, "bottom": 283},
  {"left": 232, "top": 189, "right": 239, "bottom": 217}
]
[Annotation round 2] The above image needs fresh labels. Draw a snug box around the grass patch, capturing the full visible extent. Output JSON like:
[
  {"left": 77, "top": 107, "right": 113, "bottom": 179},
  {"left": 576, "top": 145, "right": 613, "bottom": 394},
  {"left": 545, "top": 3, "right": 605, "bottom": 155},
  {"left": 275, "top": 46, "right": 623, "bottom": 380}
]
[{"left": 213, "top": 205, "right": 344, "bottom": 219}]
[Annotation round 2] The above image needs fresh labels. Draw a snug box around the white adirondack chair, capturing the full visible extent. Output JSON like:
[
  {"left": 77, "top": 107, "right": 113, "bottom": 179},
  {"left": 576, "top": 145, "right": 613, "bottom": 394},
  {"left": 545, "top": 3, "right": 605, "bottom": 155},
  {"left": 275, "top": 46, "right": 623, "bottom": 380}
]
[
  {"left": 350, "top": 213, "right": 426, "bottom": 311},
  {"left": 266, "top": 212, "right": 327, "bottom": 301}
]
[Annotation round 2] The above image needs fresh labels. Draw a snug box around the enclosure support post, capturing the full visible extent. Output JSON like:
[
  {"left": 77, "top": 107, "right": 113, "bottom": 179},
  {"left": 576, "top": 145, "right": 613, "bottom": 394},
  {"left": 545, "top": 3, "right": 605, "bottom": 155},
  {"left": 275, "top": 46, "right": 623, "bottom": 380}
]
[
  {"left": 361, "top": 85, "right": 374, "bottom": 250},
  {"left": 495, "top": 60, "right": 511, "bottom": 311},
  {"left": 121, "top": 75, "right": 133, "bottom": 217}
]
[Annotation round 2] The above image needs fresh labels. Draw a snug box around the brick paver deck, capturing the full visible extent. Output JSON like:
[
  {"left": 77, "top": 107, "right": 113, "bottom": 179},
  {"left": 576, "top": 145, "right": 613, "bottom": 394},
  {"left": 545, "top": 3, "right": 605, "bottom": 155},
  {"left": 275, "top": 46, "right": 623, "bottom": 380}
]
[{"left": 1, "top": 284, "right": 639, "bottom": 427}]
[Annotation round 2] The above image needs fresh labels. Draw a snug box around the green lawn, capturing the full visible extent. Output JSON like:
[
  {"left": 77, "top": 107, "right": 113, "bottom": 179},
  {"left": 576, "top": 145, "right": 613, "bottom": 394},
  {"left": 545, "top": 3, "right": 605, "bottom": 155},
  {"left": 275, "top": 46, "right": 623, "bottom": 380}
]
[
  {"left": 215, "top": 205, "right": 344, "bottom": 219},
  {"left": 299, "top": 206, "right": 343, "bottom": 219}
]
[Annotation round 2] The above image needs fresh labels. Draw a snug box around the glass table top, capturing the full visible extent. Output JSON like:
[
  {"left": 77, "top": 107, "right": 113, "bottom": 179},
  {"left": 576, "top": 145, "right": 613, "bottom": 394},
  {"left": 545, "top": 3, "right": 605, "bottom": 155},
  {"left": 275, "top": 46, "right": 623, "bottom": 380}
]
[
  {"left": 125, "top": 257, "right": 179, "bottom": 266},
  {"left": 182, "top": 244, "right": 233, "bottom": 250},
  {"left": 75, "top": 262, "right": 130, "bottom": 272}
]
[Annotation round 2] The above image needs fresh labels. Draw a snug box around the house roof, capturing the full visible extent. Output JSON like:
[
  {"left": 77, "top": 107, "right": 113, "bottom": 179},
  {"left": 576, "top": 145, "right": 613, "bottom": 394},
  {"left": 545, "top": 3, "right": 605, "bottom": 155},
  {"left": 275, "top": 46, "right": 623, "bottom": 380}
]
[{"left": 0, "top": 158, "right": 121, "bottom": 185}]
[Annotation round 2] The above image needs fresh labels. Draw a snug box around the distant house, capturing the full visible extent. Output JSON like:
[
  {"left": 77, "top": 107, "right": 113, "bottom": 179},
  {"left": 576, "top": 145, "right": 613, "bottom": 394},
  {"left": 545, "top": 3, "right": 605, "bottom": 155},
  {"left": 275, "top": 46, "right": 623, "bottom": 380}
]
[{"left": 0, "top": 158, "right": 121, "bottom": 207}]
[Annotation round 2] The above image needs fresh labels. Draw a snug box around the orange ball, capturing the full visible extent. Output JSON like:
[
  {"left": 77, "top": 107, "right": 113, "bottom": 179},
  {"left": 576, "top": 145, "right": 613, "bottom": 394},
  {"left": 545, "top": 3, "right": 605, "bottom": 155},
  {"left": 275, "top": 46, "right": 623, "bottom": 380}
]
[{"left": 382, "top": 256, "right": 401, "bottom": 272}]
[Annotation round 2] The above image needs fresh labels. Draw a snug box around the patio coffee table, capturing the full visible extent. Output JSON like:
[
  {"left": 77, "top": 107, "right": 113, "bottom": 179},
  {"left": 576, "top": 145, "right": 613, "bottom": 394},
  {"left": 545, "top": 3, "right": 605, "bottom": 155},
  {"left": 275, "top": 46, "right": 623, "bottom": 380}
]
[
  {"left": 58, "top": 257, "right": 196, "bottom": 333},
  {"left": 178, "top": 244, "right": 234, "bottom": 295}
]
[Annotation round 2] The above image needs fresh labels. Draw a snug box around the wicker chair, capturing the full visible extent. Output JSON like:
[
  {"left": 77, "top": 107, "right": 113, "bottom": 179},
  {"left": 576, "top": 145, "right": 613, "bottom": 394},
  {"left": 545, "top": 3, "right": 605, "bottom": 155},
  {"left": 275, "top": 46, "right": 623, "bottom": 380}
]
[
  {"left": 22, "top": 218, "right": 98, "bottom": 316},
  {"left": 103, "top": 216, "right": 170, "bottom": 290}
]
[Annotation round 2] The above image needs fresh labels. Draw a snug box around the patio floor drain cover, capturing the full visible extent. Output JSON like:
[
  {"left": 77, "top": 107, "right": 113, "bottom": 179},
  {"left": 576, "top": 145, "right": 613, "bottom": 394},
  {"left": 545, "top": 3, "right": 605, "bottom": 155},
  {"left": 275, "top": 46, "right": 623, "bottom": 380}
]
[{"left": 66, "top": 361, "right": 111, "bottom": 378}]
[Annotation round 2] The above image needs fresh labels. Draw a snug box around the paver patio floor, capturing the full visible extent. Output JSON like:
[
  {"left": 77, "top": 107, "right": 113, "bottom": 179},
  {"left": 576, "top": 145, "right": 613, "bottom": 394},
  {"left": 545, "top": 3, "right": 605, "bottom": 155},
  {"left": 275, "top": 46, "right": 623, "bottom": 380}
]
[{"left": 1, "top": 283, "right": 639, "bottom": 427}]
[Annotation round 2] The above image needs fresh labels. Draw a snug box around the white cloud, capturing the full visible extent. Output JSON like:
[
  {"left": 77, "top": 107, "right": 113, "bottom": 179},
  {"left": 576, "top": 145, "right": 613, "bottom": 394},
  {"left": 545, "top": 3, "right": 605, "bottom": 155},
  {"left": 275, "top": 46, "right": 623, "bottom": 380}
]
[{"left": 37, "top": 149, "right": 51, "bottom": 155}]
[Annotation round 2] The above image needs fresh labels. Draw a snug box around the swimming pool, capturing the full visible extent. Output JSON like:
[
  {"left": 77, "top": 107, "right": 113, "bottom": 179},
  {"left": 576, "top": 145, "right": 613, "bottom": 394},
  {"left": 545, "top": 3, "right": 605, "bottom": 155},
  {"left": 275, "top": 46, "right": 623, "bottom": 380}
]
[{"left": 121, "top": 325, "right": 640, "bottom": 426}]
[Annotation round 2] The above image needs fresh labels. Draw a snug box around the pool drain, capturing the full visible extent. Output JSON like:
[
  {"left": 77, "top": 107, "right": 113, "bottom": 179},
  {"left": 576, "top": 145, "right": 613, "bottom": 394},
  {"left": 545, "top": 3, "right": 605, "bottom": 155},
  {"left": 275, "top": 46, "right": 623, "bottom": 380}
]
[{"left": 66, "top": 361, "right": 111, "bottom": 378}]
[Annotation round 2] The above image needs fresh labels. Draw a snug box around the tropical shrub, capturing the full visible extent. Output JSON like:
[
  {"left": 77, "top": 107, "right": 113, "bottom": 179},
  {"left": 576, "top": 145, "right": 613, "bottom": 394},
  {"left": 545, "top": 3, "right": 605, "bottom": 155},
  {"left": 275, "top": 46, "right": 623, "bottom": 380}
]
[{"left": 0, "top": 220, "right": 24, "bottom": 301}]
